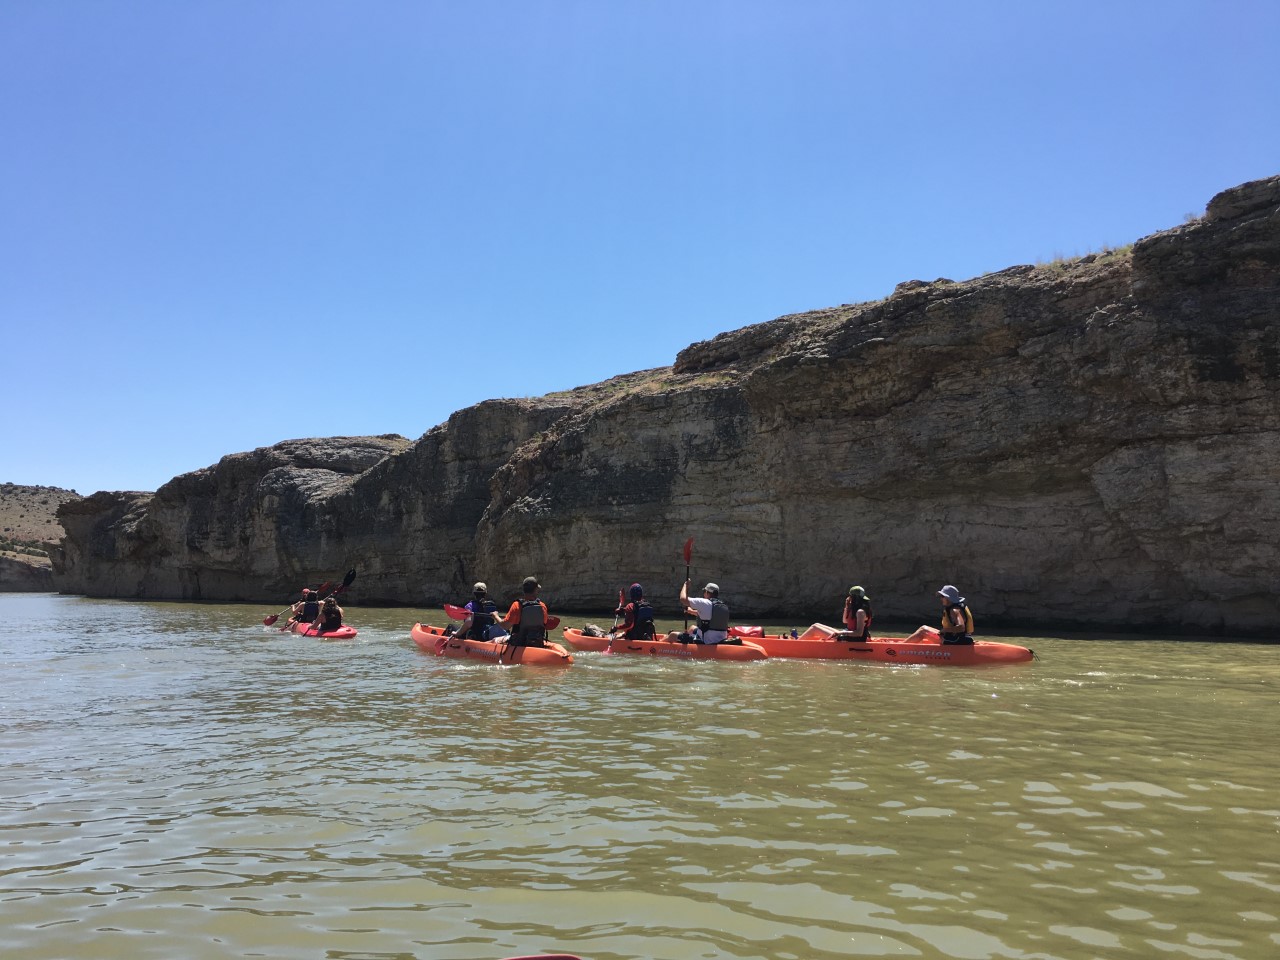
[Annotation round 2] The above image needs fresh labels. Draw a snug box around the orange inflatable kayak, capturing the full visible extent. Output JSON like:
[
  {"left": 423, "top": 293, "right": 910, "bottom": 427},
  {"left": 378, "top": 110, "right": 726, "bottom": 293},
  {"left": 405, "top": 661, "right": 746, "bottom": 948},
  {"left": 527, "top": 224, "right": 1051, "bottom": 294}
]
[
  {"left": 561, "top": 628, "right": 767, "bottom": 661},
  {"left": 411, "top": 623, "right": 573, "bottom": 668},
  {"left": 733, "top": 626, "right": 1033, "bottom": 665}
]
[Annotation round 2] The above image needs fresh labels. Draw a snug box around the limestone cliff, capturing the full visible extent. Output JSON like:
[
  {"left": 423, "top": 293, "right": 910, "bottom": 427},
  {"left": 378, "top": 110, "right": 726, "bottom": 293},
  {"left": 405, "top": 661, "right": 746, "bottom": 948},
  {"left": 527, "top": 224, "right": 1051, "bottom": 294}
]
[{"left": 53, "top": 175, "right": 1280, "bottom": 635}]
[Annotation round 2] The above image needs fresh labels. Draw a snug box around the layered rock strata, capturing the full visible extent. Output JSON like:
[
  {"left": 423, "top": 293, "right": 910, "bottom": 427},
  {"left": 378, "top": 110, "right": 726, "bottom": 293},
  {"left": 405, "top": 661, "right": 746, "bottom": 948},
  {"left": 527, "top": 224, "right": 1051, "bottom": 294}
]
[{"left": 54, "top": 175, "right": 1280, "bottom": 634}]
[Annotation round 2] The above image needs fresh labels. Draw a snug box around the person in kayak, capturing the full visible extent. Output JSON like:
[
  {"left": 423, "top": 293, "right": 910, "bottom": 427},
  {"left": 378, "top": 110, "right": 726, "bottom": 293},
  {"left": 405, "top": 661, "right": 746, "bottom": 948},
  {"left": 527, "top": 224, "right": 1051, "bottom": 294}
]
[
  {"left": 842, "top": 585, "right": 873, "bottom": 640},
  {"left": 285, "top": 588, "right": 321, "bottom": 630},
  {"left": 316, "top": 595, "right": 344, "bottom": 633},
  {"left": 669, "top": 580, "right": 730, "bottom": 644},
  {"left": 611, "top": 582, "right": 657, "bottom": 640},
  {"left": 937, "top": 585, "right": 974, "bottom": 644},
  {"left": 499, "top": 576, "right": 551, "bottom": 647},
  {"left": 457, "top": 581, "right": 506, "bottom": 642}
]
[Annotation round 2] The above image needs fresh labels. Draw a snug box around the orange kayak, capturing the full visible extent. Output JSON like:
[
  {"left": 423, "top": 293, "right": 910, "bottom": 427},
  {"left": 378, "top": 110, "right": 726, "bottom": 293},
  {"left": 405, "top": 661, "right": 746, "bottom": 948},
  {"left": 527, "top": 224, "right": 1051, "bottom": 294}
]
[
  {"left": 411, "top": 623, "right": 573, "bottom": 668},
  {"left": 561, "top": 628, "right": 767, "bottom": 661},
  {"left": 741, "top": 629, "right": 1033, "bottom": 665}
]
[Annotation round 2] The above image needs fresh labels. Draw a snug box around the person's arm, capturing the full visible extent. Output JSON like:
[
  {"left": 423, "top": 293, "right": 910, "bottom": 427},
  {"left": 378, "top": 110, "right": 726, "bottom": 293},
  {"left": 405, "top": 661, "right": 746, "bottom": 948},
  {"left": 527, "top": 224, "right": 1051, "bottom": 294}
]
[
  {"left": 610, "top": 604, "right": 633, "bottom": 635},
  {"left": 679, "top": 580, "right": 690, "bottom": 606},
  {"left": 855, "top": 608, "right": 867, "bottom": 633},
  {"left": 498, "top": 601, "right": 521, "bottom": 627}
]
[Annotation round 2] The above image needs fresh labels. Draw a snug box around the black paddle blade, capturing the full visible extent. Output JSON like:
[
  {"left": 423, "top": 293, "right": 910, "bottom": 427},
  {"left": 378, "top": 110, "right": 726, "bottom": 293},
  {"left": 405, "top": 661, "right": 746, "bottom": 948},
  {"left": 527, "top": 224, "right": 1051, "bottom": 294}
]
[{"left": 331, "top": 568, "right": 358, "bottom": 596}]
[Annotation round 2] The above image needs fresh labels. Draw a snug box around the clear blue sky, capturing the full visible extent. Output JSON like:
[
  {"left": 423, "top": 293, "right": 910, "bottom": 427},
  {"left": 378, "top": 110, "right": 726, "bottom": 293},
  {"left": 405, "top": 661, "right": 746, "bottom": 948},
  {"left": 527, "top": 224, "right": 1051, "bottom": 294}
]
[{"left": 3, "top": 1, "right": 1277, "bottom": 495}]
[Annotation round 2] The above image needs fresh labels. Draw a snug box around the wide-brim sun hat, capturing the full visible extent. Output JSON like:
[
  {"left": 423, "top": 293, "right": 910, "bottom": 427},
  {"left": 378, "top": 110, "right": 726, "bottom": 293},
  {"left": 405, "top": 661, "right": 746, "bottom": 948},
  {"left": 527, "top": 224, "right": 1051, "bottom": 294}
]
[{"left": 938, "top": 584, "right": 965, "bottom": 604}]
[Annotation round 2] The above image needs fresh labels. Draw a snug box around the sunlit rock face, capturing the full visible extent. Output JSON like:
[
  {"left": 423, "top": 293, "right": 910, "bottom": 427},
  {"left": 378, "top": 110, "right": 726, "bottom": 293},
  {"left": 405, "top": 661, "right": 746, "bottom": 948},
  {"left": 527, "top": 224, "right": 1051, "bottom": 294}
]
[{"left": 55, "top": 176, "right": 1280, "bottom": 634}]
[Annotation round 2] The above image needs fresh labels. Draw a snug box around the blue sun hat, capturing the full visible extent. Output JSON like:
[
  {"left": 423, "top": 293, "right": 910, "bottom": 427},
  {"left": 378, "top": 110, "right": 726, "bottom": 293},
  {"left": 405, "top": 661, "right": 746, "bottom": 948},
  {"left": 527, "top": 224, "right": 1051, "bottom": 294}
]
[
  {"left": 629, "top": 583, "right": 643, "bottom": 601},
  {"left": 938, "top": 585, "right": 965, "bottom": 604}
]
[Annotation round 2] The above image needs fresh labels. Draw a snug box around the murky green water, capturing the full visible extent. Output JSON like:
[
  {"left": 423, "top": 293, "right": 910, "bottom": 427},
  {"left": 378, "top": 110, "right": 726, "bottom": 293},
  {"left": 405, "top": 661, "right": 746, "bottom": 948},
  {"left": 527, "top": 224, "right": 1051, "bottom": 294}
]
[{"left": 1, "top": 593, "right": 1277, "bottom": 960}]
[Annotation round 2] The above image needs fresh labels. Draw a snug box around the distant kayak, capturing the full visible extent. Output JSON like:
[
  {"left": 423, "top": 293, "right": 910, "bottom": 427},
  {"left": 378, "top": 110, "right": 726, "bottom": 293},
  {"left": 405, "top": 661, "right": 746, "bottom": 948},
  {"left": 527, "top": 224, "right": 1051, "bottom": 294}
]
[
  {"left": 731, "top": 625, "right": 1033, "bottom": 665},
  {"left": 411, "top": 623, "right": 573, "bottom": 668},
  {"left": 287, "top": 622, "right": 358, "bottom": 640},
  {"left": 562, "top": 628, "right": 768, "bottom": 661}
]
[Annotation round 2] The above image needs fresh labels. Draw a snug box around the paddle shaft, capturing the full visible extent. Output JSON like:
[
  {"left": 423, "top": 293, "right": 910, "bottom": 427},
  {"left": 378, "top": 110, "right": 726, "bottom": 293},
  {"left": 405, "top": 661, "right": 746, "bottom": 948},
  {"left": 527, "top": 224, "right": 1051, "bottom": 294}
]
[{"left": 263, "top": 579, "right": 333, "bottom": 626}]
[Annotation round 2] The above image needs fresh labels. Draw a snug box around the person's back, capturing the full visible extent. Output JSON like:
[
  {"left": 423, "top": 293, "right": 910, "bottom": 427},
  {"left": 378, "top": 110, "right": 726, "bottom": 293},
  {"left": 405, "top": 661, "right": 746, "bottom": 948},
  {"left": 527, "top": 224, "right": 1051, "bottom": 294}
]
[
  {"left": 689, "top": 582, "right": 729, "bottom": 644},
  {"left": 504, "top": 576, "right": 549, "bottom": 646},
  {"left": 622, "top": 583, "right": 656, "bottom": 640},
  {"left": 294, "top": 589, "right": 320, "bottom": 625},
  {"left": 320, "top": 598, "right": 343, "bottom": 631}
]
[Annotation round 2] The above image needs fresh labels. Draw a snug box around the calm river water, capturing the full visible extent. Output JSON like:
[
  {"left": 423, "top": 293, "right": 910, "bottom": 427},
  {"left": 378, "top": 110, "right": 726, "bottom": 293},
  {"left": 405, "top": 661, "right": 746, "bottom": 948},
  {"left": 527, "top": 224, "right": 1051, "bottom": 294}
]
[{"left": 2, "top": 593, "right": 1277, "bottom": 960}]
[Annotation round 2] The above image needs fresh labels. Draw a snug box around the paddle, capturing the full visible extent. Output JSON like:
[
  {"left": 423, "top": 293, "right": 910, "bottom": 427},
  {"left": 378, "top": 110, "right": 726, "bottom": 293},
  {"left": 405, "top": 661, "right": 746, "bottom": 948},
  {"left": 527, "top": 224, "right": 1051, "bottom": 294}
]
[
  {"left": 262, "top": 578, "right": 334, "bottom": 626},
  {"left": 682, "top": 537, "right": 694, "bottom": 633},
  {"left": 327, "top": 568, "right": 357, "bottom": 599},
  {"left": 444, "top": 602, "right": 558, "bottom": 634},
  {"left": 305, "top": 568, "right": 357, "bottom": 630},
  {"left": 604, "top": 587, "right": 625, "bottom": 653}
]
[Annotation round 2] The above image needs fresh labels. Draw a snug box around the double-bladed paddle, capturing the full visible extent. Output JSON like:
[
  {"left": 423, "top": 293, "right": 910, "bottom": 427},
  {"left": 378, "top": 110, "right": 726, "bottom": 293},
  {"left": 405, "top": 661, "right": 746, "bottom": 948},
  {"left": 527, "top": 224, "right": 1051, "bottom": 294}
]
[
  {"left": 263, "top": 568, "right": 355, "bottom": 627},
  {"left": 444, "top": 601, "right": 560, "bottom": 633},
  {"left": 262, "top": 578, "right": 333, "bottom": 626}
]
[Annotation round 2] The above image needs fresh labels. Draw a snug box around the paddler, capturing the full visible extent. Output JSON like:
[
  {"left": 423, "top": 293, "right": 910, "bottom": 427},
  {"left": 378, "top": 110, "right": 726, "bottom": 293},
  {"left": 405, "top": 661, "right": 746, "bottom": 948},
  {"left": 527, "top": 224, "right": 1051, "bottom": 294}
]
[
  {"left": 842, "top": 585, "right": 873, "bottom": 640},
  {"left": 499, "top": 576, "right": 551, "bottom": 647},
  {"left": 316, "top": 595, "right": 344, "bottom": 632},
  {"left": 285, "top": 587, "right": 321, "bottom": 631},
  {"left": 457, "top": 581, "right": 505, "bottom": 642},
  {"left": 669, "top": 580, "right": 730, "bottom": 644},
  {"left": 611, "top": 583, "right": 657, "bottom": 640},
  {"left": 937, "top": 585, "right": 974, "bottom": 644}
]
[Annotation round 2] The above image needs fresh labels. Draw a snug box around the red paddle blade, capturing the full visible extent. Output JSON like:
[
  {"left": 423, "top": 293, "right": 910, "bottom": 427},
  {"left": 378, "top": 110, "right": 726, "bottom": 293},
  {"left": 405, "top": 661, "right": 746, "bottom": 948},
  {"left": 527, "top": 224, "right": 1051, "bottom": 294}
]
[
  {"left": 546, "top": 615, "right": 561, "bottom": 630},
  {"left": 315, "top": 580, "right": 334, "bottom": 597},
  {"left": 444, "top": 602, "right": 470, "bottom": 620},
  {"left": 262, "top": 614, "right": 279, "bottom": 626},
  {"left": 682, "top": 536, "right": 694, "bottom": 565}
]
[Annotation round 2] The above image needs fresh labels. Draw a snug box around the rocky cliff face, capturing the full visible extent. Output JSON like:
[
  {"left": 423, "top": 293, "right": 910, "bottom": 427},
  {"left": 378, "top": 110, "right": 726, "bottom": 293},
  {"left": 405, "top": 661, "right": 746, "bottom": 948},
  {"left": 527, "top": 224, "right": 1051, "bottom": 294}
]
[{"left": 54, "top": 175, "right": 1280, "bottom": 635}]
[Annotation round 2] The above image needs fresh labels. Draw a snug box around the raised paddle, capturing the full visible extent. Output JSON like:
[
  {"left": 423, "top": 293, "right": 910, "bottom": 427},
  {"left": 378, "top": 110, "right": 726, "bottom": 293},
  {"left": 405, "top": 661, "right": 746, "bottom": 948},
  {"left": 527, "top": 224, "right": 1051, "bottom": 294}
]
[
  {"left": 327, "top": 568, "right": 357, "bottom": 599},
  {"left": 262, "top": 578, "right": 334, "bottom": 626}
]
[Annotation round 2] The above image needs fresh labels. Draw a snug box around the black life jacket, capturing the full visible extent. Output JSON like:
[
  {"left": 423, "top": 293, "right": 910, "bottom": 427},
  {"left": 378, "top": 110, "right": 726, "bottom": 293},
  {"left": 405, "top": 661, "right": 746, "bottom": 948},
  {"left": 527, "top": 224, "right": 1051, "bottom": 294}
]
[
  {"left": 625, "top": 599, "right": 656, "bottom": 640},
  {"left": 513, "top": 598, "right": 546, "bottom": 645},
  {"left": 467, "top": 599, "right": 499, "bottom": 641},
  {"left": 301, "top": 599, "right": 320, "bottom": 621},
  {"left": 849, "top": 599, "right": 873, "bottom": 640},
  {"left": 698, "top": 598, "right": 730, "bottom": 633},
  {"left": 321, "top": 609, "right": 342, "bottom": 631}
]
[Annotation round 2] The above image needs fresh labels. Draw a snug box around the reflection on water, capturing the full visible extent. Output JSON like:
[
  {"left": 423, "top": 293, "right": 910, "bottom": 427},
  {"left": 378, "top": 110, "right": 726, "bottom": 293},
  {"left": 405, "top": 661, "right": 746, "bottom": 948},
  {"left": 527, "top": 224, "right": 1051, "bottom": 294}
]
[{"left": 1, "top": 593, "right": 1277, "bottom": 959}]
